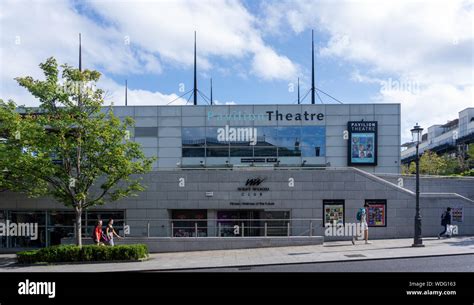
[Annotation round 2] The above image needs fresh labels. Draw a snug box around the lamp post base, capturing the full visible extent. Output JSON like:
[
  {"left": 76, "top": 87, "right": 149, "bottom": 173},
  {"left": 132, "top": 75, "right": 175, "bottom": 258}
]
[{"left": 412, "top": 243, "right": 425, "bottom": 247}]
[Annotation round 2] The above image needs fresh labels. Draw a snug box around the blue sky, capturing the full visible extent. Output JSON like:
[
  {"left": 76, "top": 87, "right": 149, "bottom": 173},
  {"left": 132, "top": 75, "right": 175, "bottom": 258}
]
[{"left": 0, "top": 0, "right": 472, "bottom": 141}]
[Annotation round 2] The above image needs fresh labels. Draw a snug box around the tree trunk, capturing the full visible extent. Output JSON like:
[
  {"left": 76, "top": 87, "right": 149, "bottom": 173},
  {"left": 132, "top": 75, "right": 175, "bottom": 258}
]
[{"left": 75, "top": 207, "right": 82, "bottom": 247}]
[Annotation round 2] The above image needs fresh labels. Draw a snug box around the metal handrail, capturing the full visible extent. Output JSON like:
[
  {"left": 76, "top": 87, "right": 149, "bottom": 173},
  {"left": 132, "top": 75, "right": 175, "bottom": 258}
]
[
  {"left": 126, "top": 218, "right": 322, "bottom": 221},
  {"left": 122, "top": 218, "right": 323, "bottom": 238}
]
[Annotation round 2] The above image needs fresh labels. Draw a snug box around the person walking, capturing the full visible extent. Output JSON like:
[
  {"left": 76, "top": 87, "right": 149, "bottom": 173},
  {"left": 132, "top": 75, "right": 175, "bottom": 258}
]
[
  {"left": 438, "top": 207, "right": 452, "bottom": 239},
  {"left": 105, "top": 219, "right": 122, "bottom": 246},
  {"left": 352, "top": 203, "right": 371, "bottom": 245},
  {"left": 93, "top": 220, "right": 104, "bottom": 246}
]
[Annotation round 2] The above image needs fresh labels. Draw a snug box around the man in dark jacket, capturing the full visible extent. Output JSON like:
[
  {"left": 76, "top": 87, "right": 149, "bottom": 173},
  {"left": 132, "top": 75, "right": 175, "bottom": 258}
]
[{"left": 438, "top": 207, "right": 452, "bottom": 239}]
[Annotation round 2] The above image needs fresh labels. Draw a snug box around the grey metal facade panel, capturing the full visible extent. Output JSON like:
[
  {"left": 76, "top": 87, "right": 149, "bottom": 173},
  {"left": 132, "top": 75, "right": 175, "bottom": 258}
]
[
  {"left": 158, "top": 127, "right": 181, "bottom": 137},
  {"left": 134, "top": 117, "right": 158, "bottom": 127},
  {"left": 2, "top": 169, "right": 473, "bottom": 244},
  {"left": 134, "top": 106, "right": 158, "bottom": 117},
  {"left": 134, "top": 137, "right": 158, "bottom": 147},
  {"left": 158, "top": 137, "right": 182, "bottom": 148}
]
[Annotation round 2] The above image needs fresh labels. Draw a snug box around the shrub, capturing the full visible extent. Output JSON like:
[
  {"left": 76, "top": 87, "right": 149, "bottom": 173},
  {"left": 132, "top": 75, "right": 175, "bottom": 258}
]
[
  {"left": 16, "top": 244, "right": 148, "bottom": 264},
  {"left": 460, "top": 169, "right": 474, "bottom": 177}
]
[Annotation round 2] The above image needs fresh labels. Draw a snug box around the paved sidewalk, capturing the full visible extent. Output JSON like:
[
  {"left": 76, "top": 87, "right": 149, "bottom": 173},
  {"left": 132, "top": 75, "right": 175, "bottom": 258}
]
[{"left": 0, "top": 236, "right": 473, "bottom": 272}]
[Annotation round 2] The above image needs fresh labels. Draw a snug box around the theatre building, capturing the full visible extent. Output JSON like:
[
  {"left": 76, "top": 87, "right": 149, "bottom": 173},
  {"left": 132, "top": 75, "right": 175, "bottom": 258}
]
[{"left": 1, "top": 104, "right": 473, "bottom": 252}]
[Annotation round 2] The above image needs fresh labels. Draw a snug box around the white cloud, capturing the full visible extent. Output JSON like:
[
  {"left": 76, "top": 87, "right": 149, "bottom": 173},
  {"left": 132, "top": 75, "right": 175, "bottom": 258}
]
[
  {"left": 375, "top": 84, "right": 473, "bottom": 142},
  {"left": 98, "top": 76, "right": 188, "bottom": 106},
  {"left": 0, "top": 0, "right": 299, "bottom": 107},
  {"left": 85, "top": 0, "right": 298, "bottom": 80},
  {"left": 0, "top": 0, "right": 163, "bottom": 105},
  {"left": 212, "top": 99, "right": 236, "bottom": 105},
  {"left": 261, "top": 0, "right": 474, "bottom": 141},
  {"left": 251, "top": 46, "right": 298, "bottom": 81}
]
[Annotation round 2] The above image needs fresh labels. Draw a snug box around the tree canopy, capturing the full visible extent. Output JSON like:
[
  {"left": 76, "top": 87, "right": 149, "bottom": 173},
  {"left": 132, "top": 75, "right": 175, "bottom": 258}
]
[{"left": 0, "top": 57, "right": 155, "bottom": 246}]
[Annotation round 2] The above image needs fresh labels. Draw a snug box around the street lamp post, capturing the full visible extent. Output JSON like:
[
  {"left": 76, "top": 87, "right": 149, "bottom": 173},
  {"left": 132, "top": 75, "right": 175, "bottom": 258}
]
[{"left": 411, "top": 123, "right": 424, "bottom": 247}]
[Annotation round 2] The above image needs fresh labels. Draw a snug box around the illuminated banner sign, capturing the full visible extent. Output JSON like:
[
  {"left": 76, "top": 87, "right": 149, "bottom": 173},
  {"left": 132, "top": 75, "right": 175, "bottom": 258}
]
[{"left": 347, "top": 121, "right": 377, "bottom": 166}]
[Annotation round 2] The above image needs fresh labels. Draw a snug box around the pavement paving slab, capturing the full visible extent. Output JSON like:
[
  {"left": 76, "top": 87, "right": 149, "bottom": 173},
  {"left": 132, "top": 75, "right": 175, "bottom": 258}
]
[{"left": 0, "top": 236, "right": 473, "bottom": 272}]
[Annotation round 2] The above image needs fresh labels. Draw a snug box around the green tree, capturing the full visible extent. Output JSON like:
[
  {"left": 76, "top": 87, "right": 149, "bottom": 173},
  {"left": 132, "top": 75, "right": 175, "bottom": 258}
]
[
  {"left": 442, "top": 155, "right": 462, "bottom": 175},
  {"left": 418, "top": 150, "right": 447, "bottom": 175},
  {"left": 0, "top": 57, "right": 154, "bottom": 246},
  {"left": 467, "top": 144, "right": 474, "bottom": 169}
]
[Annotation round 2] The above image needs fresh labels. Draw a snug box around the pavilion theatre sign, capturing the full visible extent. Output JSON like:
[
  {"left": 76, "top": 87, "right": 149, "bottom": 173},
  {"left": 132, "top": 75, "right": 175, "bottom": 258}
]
[
  {"left": 347, "top": 121, "right": 378, "bottom": 166},
  {"left": 208, "top": 110, "right": 325, "bottom": 122}
]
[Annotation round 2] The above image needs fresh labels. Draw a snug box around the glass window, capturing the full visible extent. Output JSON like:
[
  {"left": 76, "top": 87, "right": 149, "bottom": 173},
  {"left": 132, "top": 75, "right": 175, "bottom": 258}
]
[
  {"left": 230, "top": 146, "right": 253, "bottom": 157},
  {"left": 254, "top": 146, "right": 277, "bottom": 157},
  {"left": 256, "top": 127, "right": 278, "bottom": 147},
  {"left": 0, "top": 210, "right": 5, "bottom": 248},
  {"left": 134, "top": 127, "right": 158, "bottom": 137},
  {"left": 10, "top": 211, "right": 46, "bottom": 226},
  {"left": 301, "top": 126, "right": 326, "bottom": 157},
  {"left": 277, "top": 146, "right": 301, "bottom": 157},
  {"left": 301, "top": 146, "right": 323, "bottom": 157},
  {"left": 171, "top": 210, "right": 207, "bottom": 237},
  {"left": 46, "top": 211, "right": 82, "bottom": 246},
  {"left": 217, "top": 210, "right": 262, "bottom": 237},
  {"left": 86, "top": 211, "right": 125, "bottom": 236},
  {"left": 48, "top": 211, "right": 77, "bottom": 226},
  {"left": 276, "top": 127, "right": 301, "bottom": 147},
  {"left": 10, "top": 229, "right": 46, "bottom": 248},
  {"left": 181, "top": 126, "right": 326, "bottom": 159},
  {"left": 264, "top": 211, "right": 290, "bottom": 236},
  {"left": 182, "top": 147, "right": 205, "bottom": 157},
  {"left": 182, "top": 127, "right": 206, "bottom": 147},
  {"left": 207, "top": 146, "right": 229, "bottom": 157},
  {"left": 48, "top": 227, "right": 75, "bottom": 246},
  {"left": 205, "top": 127, "right": 228, "bottom": 146}
]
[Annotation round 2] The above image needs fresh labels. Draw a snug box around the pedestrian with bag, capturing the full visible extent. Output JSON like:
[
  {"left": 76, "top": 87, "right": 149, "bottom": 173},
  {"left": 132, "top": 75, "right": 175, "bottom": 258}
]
[
  {"left": 105, "top": 218, "right": 122, "bottom": 246},
  {"left": 352, "top": 203, "right": 371, "bottom": 245},
  {"left": 92, "top": 220, "right": 105, "bottom": 246},
  {"left": 438, "top": 207, "right": 452, "bottom": 239}
]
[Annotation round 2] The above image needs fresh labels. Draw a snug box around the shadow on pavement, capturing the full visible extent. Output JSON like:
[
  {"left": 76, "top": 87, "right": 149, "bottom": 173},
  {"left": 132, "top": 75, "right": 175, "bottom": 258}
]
[{"left": 444, "top": 236, "right": 474, "bottom": 247}]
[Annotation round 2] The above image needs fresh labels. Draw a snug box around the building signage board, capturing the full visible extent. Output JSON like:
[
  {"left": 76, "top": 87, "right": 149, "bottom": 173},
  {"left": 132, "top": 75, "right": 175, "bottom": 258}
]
[
  {"left": 323, "top": 200, "right": 345, "bottom": 226},
  {"left": 348, "top": 121, "right": 378, "bottom": 166},
  {"left": 230, "top": 202, "right": 275, "bottom": 206},
  {"left": 207, "top": 110, "right": 325, "bottom": 122},
  {"left": 452, "top": 207, "right": 463, "bottom": 222},
  {"left": 365, "top": 199, "right": 387, "bottom": 227},
  {"left": 237, "top": 178, "right": 269, "bottom": 192}
]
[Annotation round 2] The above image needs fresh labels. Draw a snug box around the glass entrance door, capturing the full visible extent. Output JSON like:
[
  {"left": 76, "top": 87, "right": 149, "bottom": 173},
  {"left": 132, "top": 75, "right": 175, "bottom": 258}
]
[{"left": 217, "top": 210, "right": 263, "bottom": 237}]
